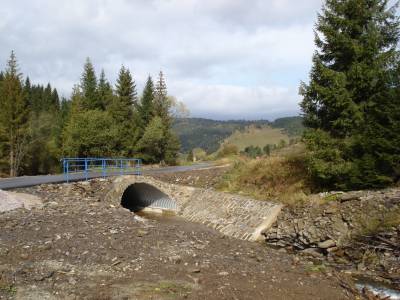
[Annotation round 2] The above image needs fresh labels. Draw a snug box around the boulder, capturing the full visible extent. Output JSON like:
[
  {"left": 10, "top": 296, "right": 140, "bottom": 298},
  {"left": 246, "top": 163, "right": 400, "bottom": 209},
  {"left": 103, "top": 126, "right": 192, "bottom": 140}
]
[
  {"left": 318, "top": 239, "right": 336, "bottom": 249},
  {"left": 0, "top": 190, "right": 42, "bottom": 212}
]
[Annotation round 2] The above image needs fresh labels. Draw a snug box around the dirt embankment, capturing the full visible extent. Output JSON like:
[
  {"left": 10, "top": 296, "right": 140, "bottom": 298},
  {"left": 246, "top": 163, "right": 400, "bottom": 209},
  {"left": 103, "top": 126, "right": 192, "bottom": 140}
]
[
  {"left": 0, "top": 178, "right": 352, "bottom": 300},
  {"left": 150, "top": 165, "right": 229, "bottom": 188},
  {"left": 153, "top": 167, "right": 400, "bottom": 297},
  {"left": 264, "top": 189, "right": 400, "bottom": 288}
]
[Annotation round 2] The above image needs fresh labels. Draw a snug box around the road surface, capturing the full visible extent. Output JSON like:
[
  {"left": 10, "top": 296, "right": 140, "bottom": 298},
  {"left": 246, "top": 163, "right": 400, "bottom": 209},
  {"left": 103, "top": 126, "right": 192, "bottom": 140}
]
[{"left": 0, "top": 163, "right": 212, "bottom": 190}]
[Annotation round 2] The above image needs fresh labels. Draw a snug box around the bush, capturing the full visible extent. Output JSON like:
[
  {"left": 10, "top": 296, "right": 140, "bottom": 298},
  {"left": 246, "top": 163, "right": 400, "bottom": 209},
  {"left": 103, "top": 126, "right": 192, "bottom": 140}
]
[
  {"left": 217, "top": 143, "right": 239, "bottom": 158},
  {"left": 188, "top": 148, "right": 207, "bottom": 162},
  {"left": 242, "top": 145, "right": 263, "bottom": 158}
]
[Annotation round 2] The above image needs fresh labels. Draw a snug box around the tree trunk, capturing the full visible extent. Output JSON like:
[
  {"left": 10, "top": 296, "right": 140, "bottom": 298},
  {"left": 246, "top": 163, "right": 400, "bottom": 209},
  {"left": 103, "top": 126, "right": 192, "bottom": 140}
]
[{"left": 9, "top": 146, "right": 16, "bottom": 177}]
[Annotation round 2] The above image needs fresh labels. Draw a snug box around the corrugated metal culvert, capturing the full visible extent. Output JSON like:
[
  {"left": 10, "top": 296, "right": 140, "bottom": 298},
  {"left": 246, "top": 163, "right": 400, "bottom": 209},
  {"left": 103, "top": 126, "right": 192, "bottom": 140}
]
[{"left": 121, "top": 183, "right": 177, "bottom": 212}]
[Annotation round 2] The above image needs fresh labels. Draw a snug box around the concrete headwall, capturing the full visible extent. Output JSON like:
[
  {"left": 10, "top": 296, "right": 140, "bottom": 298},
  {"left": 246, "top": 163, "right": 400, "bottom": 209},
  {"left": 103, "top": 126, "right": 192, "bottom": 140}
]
[{"left": 105, "top": 175, "right": 283, "bottom": 241}]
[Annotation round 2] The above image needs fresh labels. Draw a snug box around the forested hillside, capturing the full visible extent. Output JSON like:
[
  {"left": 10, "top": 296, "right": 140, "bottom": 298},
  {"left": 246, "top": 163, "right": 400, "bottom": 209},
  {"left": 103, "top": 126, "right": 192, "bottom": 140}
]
[
  {"left": 271, "top": 116, "right": 304, "bottom": 136},
  {"left": 173, "top": 116, "right": 303, "bottom": 153},
  {"left": 0, "top": 52, "right": 180, "bottom": 176}
]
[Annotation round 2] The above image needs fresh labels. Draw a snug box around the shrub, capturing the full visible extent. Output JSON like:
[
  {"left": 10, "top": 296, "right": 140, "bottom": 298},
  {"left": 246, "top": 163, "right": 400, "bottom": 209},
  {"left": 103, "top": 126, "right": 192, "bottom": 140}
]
[
  {"left": 217, "top": 143, "right": 239, "bottom": 158},
  {"left": 242, "top": 145, "right": 263, "bottom": 158}
]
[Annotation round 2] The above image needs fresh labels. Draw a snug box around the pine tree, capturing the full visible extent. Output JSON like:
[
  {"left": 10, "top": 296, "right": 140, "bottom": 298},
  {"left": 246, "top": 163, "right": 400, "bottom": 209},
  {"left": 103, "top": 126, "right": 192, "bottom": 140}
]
[
  {"left": 80, "top": 58, "right": 99, "bottom": 110},
  {"left": 300, "top": 0, "right": 400, "bottom": 189},
  {"left": 0, "top": 51, "right": 30, "bottom": 176},
  {"left": 97, "top": 69, "right": 113, "bottom": 110}
]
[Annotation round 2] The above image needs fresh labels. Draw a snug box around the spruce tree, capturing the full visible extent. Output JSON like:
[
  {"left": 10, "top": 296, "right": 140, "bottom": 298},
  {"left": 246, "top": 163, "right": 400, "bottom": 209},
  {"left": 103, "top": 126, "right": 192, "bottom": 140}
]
[
  {"left": 43, "top": 83, "right": 53, "bottom": 110},
  {"left": 23, "top": 77, "right": 31, "bottom": 107},
  {"left": 0, "top": 51, "right": 30, "bottom": 176},
  {"left": 153, "top": 71, "right": 180, "bottom": 164},
  {"left": 300, "top": 0, "right": 400, "bottom": 189},
  {"left": 138, "top": 76, "right": 155, "bottom": 131},
  {"left": 110, "top": 66, "right": 137, "bottom": 122},
  {"left": 97, "top": 69, "right": 114, "bottom": 110},
  {"left": 154, "top": 71, "right": 170, "bottom": 123},
  {"left": 51, "top": 88, "right": 60, "bottom": 110},
  {"left": 80, "top": 58, "right": 99, "bottom": 110},
  {"left": 108, "top": 66, "right": 138, "bottom": 156}
]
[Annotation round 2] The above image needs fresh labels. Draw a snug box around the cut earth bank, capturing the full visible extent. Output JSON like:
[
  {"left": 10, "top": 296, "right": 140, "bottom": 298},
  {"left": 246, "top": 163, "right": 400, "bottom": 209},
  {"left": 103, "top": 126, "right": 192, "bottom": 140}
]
[
  {"left": 0, "top": 174, "right": 354, "bottom": 299},
  {"left": 152, "top": 167, "right": 400, "bottom": 296}
]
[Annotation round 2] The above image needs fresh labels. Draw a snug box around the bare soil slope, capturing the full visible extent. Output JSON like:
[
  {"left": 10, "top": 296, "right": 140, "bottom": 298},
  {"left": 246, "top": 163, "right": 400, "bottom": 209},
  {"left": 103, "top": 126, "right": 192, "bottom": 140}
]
[{"left": 0, "top": 179, "right": 351, "bottom": 299}]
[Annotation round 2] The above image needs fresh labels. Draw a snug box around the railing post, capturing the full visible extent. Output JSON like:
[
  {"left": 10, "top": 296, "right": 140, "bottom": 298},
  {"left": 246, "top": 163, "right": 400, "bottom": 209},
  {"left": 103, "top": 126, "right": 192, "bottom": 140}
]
[
  {"left": 136, "top": 159, "right": 141, "bottom": 175},
  {"left": 102, "top": 159, "right": 106, "bottom": 178},
  {"left": 84, "top": 158, "right": 88, "bottom": 181},
  {"left": 66, "top": 160, "right": 70, "bottom": 183},
  {"left": 63, "top": 159, "right": 65, "bottom": 182}
]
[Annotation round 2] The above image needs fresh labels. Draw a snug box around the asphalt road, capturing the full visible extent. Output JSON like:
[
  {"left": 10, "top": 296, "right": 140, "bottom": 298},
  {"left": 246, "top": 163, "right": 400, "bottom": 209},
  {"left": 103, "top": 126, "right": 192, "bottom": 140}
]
[{"left": 0, "top": 163, "right": 212, "bottom": 190}]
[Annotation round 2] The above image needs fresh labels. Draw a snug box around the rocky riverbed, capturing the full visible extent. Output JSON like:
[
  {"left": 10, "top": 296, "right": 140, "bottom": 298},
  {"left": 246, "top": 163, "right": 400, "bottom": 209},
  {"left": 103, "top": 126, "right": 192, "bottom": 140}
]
[
  {"left": 263, "top": 189, "right": 400, "bottom": 292},
  {"left": 0, "top": 179, "right": 352, "bottom": 299}
]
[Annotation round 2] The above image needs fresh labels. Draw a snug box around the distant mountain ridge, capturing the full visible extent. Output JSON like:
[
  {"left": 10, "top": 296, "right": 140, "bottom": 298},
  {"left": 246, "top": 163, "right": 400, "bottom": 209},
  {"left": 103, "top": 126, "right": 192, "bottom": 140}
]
[{"left": 173, "top": 116, "right": 304, "bottom": 153}]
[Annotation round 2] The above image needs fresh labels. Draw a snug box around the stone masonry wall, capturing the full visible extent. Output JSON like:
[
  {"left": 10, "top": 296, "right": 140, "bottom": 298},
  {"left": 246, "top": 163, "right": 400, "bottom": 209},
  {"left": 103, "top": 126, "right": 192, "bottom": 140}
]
[
  {"left": 105, "top": 175, "right": 282, "bottom": 242},
  {"left": 180, "top": 188, "right": 282, "bottom": 241}
]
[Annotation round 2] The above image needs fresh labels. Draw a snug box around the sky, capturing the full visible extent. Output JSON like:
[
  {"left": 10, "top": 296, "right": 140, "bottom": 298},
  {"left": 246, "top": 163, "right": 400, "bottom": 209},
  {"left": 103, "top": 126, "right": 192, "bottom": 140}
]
[{"left": 0, "top": 0, "right": 324, "bottom": 120}]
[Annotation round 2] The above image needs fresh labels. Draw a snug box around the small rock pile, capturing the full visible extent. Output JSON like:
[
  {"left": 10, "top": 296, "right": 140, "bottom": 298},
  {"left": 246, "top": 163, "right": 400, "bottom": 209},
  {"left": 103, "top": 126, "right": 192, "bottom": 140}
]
[{"left": 263, "top": 188, "right": 400, "bottom": 284}]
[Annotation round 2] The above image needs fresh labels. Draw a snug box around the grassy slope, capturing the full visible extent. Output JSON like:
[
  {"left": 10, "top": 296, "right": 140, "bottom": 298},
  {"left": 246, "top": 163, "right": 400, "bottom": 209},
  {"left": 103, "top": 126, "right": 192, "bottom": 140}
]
[
  {"left": 223, "top": 126, "right": 290, "bottom": 151},
  {"left": 172, "top": 118, "right": 270, "bottom": 153},
  {"left": 216, "top": 143, "right": 310, "bottom": 204},
  {"left": 173, "top": 116, "right": 304, "bottom": 154}
]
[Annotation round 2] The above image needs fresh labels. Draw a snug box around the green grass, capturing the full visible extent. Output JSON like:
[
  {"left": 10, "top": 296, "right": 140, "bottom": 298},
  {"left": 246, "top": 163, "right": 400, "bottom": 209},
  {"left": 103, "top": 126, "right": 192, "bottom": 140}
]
[
  {"left": 138, "top": 281, "right": 193, "bottom": 298},
  {"left": 357, "top": 207, "right": 400, "bottom": 236},
  {"left": 0, "top": 279, "right": 16, "bottom": 297},
  {"left": 217, "top": 144, "right": 311, "bottom": 205},
  {"left": 223, "top": 125, "right": 290, "bottom": 151},
  {"left": 305, "top": 263, "right": 328, "bottom": 273}
]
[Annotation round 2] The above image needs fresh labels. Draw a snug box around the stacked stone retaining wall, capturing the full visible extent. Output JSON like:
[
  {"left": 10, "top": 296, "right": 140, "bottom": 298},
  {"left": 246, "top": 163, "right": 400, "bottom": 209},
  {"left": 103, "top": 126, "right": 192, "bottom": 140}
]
[{"left": 105, "top": 175, "right": 282, "bottom": 241}]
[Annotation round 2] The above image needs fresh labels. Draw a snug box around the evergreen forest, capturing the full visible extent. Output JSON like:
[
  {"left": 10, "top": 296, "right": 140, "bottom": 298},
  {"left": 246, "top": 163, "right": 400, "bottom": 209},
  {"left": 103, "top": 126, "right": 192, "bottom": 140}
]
[{"left": 0, "top": 54, "right": 179, "bottom": 176}]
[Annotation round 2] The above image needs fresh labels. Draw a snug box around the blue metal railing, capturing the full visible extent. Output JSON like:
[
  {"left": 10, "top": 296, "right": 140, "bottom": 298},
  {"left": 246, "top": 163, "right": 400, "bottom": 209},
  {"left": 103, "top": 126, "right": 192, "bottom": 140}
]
[{"left": 61, "top": 158, "right": 142, "bottom": 183}]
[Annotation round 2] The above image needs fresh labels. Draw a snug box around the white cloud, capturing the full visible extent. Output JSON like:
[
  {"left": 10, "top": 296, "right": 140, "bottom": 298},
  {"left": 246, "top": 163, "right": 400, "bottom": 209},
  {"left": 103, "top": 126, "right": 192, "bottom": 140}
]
[
  {"left": 0, "top": 0, "right": 322, "bottom": 119},
  {"left": 170, "top": 81, "right": 300, "bottom": 120}
]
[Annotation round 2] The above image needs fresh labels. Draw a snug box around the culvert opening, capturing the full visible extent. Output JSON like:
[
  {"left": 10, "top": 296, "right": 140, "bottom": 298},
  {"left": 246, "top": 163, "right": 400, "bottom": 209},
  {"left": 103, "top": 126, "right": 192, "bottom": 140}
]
[{"left": 121, "top": 183, "right": 177, "bottom": 212}]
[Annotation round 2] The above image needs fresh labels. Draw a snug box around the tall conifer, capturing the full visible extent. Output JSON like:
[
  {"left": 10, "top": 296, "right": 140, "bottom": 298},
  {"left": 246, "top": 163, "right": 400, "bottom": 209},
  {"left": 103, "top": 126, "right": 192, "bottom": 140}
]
[
  {"left": 154, "top": 71, "right": 170, "bottom": 123},
  {"left": 138, "top": 76, "right": 155, "bottom": 132},
  {"left": 80, "top": 58, "right": 99, "bottom": 110},
  {"left": 0, "top": 51, "right": 29, "bottom": 176},
  {"left": 110, "top": 66, "right": 137, "bottom": 122},
  {"left": 97, "top": 69, "right": 113, "bottom": 110},
  {"left": 300, "top": 0, "right": 400, "bottom": 189}
]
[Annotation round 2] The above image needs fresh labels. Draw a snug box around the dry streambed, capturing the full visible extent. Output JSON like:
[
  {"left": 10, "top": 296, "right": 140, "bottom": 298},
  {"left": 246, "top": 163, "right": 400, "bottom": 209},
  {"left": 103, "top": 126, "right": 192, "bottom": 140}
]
[{"left": 0, "top": 180, "right": 351, "bottom": 300}]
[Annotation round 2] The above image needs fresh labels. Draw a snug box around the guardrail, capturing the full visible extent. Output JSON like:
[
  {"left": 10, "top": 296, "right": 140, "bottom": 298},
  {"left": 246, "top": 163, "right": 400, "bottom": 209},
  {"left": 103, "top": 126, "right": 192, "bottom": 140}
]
[{"left": 61, "top": 158, "right": 142, "bottom": 183}]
